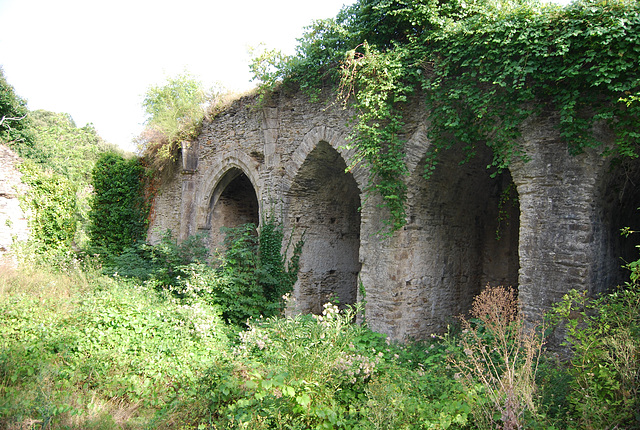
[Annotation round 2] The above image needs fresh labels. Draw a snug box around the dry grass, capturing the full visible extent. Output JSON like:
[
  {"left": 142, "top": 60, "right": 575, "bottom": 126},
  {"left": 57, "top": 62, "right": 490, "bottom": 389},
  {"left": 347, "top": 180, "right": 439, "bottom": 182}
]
[
  {"left": 0, "top": 261, "right": 94, "bottom": 299},
  {"left": 453, "top": 285, "right": 544, "bottom": 430}
]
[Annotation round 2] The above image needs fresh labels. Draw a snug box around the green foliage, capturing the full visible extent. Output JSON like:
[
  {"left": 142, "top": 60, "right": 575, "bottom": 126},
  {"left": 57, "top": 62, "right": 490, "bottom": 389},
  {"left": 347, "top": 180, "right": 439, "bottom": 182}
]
[
  {"left": 17, "top": 161, "right": 78, "bottom": 255},
  {"left": 137, "top": 72, "right": 209, "bottom": 168},
  {"left": 548, "top": 285, "right": 640, "bottom": 429},
  {"left": 101, "top": 216, "right": 303, "bottom": 329},
  {"left": 425, "top": 0, "right": 640, "bottom": 173},
  {"left": 89, "top": 152, "right": 148, "bottom": 256},
  {"left": 249, "top": 44, "right": 293, "bottom": 102},
  {"left": 0, "top": 264, "right": 228, "bottom": 429},
  {"left": 252, "top": 0, "right": 640, "bottom": 231},
  {"left": 0, "top": 67, "right": 33, "bottom": 147},
  {"left": 2, "top": 250, "right": 638, "bottom": 429},
  {"left": 339, "top": 42, "right": 412, "bottom": 231},
  {"left": 163, "top": 303, "right": 473, "bottom": 429},
  {"left": 105, "top": 230, "right": 209, "bottom": 285},
  {"left": 194, "top": 218, "right": 303, "bottom": 327},
  {"left": 16, "top": 110, "right": 120, "bottom": 250},
  {"left": 23, "top": 110, "right": 116, "bottom": 184}
]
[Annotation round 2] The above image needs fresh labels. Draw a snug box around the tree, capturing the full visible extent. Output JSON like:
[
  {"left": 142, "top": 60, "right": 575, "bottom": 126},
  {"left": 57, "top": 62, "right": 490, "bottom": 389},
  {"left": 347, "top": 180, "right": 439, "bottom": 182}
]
[
  {"left": 0, "top": 67, "right": 33, "bottom": 148},
  {"left": 136, "top": 73, "right": 209, "bottom": 166},
  {"left": 26, "top": 110, "right": 114, "bottom": 184}
]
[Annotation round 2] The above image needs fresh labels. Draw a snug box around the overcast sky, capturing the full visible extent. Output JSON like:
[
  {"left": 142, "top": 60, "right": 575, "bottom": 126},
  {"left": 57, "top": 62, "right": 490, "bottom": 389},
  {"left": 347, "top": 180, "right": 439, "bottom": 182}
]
[
  {"left": 0, "top": 0, "right": 354, "bottom": 151},
  {"left": 1, "top": 0, "right": 570, "bottom": 153}
]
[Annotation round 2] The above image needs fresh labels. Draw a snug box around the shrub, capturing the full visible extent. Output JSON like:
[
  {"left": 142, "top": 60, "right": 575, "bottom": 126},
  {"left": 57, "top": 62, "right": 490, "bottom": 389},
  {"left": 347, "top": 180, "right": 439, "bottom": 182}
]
[
  {"left": 451, "top": 285, "right": 544, "bottom": 430},
  {"left": 89, "top": 152, "right": 148, "bottom": 256},
  {"left": 17, "top": 161, "right": 78, "bottom": 256},
  {"left": 0, "top": 263, "right": 228, "bottom": 429},
  {"left": 548, "top": 285, "right": 640, "bottom": 429},
  {"left": 105, "top": 229, "right": 209, "bottom": 285},
  {"left": 207, "top": 219, "right": 303, "bottom": 327},
  {"left": 161, "top": 302, "right": 474, "bottom": 430}
]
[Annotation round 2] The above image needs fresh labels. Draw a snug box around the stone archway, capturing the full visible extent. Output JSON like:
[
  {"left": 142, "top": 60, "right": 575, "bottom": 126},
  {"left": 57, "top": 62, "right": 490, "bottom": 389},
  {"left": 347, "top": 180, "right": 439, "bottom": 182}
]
[
  {"left": 381, "top": 142, "right": 520, "bottom": 338},
  {"left": 595, "top": 158, "right": 640, "bottom": 293},
  {"left": 206, "top": 167, "right": 260, "bottom": 250},
  {"left": 287, "top": 141, "right": 362, "bottom": 314}
]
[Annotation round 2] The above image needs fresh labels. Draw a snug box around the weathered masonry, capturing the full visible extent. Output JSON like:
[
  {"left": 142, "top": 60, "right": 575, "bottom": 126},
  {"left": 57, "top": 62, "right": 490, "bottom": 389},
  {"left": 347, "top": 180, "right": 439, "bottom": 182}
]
[{"left": 149, "top": 90, "right": 640, "bottom": 341}]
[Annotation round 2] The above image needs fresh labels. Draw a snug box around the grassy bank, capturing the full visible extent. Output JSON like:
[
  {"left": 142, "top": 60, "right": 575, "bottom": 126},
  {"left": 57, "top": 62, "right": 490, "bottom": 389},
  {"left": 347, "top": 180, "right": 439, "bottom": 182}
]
[{"left": 1, "top": 260, "right": 638, "bottom": 429}]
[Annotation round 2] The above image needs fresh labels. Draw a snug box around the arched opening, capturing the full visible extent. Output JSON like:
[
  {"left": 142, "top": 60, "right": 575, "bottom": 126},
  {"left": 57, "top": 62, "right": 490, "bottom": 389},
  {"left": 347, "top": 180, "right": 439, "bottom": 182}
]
[
  {"left": 207, "top": 168, "right": 259, "bottom": 250},
  {"left": 287, "top": 141, "right": 361, "bottom": 314},
  {"left": 595, "top": 159, "right": 640, "bottom": 294},
  {"left": 403, "top": 143, "right": 520, "bottom": 335}
]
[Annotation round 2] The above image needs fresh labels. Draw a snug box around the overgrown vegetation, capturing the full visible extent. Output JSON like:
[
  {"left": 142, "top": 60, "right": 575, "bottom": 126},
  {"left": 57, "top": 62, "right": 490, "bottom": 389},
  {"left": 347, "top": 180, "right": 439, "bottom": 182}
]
[
  {"left": 2, "top": 250, "right": 637, "bottom": 429},
  {"left": 2, "top": 0, "right": 640, "bottom": 428},
  {"left": 88, "top": 152, "right": 149, "bottom": 257},
  {"left": 0, "top": 67, "right": 33, "bottom": 148},
  {"left": 135, "top": 73, "right": 211, "bottom": 176},
  {"left": 547, "top": 285, "right": 640, "bottom": 428},
  {"left": 17, "top": 161, "right": 78, "bottom": 256},
  {"left": 252, "top": 0, "right": 640, "bottom": 231}
]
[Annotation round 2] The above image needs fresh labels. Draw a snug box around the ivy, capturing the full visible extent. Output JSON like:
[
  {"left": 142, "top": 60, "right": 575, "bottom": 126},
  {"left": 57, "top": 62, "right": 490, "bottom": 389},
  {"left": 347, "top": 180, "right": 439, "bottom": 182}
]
[
  {"left": 339, "top": 43, "right": 413, "bottom": 231},
  {"left": 425, "top": 0, "right": 640, "bottom": 174},
  {"left": 18, "top": 161, "right": 78, "bottom": 254},
  {"left": 255, "top": 0, "right": 640, "bottom": 232},
  {"left": 88, "top": 153, "right": 149, "bottom": 256}
]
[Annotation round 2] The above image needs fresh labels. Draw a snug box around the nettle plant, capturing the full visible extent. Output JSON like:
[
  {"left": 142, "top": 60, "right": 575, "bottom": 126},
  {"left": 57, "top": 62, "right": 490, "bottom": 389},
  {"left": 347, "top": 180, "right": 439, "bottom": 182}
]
[{"left": 252, "top": 0, "right": 640, "bottom": 231}]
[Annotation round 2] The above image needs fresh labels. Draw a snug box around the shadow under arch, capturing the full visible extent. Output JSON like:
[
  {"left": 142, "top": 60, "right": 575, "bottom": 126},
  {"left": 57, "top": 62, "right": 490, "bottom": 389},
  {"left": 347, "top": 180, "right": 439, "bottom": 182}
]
[
  {"left": 199, "top": 159, "right": 261, "bottom": 251},
  {"left": 286, "top": 140, "right": 362, "bottom": 314},
  {"left": 594, "top": 157, "right": 640, "bottom": 293},
  {"left": 400, "top": 142, "right": 521, "bottom": 336}
]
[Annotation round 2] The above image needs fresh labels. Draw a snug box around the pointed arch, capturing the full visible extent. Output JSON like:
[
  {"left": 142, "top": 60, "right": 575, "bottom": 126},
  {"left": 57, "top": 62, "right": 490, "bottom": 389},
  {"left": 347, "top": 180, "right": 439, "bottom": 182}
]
[
  {"left": 286, "top": 126, "right": 367, "bottom": 192},
  {"left": 286, "top": 135, "right": 363, "bottom": 314},
  {"left": 196, "top": 152, "right": 261, "bottom": 250}
]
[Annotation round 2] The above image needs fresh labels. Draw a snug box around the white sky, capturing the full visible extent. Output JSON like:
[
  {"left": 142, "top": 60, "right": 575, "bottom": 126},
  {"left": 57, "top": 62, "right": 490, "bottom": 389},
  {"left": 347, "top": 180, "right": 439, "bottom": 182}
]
[
  {"left": 0, "top": 0, "right": 569, "bottom": 153},
  {"left": 0, "top": 0, "right": 354, "bottom": 152}
]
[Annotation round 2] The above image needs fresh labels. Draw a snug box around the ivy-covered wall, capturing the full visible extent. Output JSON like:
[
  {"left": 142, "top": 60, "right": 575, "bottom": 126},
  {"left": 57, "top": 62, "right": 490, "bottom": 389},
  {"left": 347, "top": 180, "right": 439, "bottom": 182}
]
[{"left": 148, "top": 89, "right": 638, "bottom": 341}]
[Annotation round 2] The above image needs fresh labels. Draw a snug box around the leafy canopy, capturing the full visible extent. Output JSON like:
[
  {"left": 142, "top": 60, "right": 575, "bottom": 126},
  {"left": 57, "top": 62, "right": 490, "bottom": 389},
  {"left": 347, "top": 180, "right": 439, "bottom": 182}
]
[
  {"left": 0, "top": 67, "right": 33, "bottom": 148},
  {"left": 24, "top": 110, "right": 114, "bottom": 184},
  {"left": 89, "top": 152, "right": 149, "bottom": 256},
  {"left": 137, "top": 73, "right": 209, "bottom": 165}
]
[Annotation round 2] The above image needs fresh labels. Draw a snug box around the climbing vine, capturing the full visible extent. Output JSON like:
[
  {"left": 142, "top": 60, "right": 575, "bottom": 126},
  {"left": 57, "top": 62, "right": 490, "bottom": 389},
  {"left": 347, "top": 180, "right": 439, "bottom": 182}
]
[
  {"left": 18, "top": 161, "right": 78, "bottom": 254},
  {"left": 339, "top": 43, "right": 413, "bottom": 231},
  {"left": 425, "top": 0, "right": 640, "bottom": 174},
  {"left": 89, "top": 152, "right": 149, "bottom": 256},
  {"left": 253, "top": 0, "right": 640, "bottom": 231}
]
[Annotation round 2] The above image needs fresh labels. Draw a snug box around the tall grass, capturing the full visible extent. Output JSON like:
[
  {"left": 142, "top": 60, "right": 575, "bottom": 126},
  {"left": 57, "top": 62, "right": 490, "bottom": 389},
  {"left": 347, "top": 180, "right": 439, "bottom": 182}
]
[
  {"left": 1, "top": 260, "right": 638, "bottom": 429},
  {"left": 0, "top": 262, "right": 228, "bottom": 429}
]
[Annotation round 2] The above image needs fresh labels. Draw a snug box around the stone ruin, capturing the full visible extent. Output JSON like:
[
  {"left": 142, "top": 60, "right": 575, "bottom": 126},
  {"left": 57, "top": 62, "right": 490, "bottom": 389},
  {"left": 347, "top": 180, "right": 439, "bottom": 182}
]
[{"left": 148, "top": 90, "right": 640, "bottom": 341}]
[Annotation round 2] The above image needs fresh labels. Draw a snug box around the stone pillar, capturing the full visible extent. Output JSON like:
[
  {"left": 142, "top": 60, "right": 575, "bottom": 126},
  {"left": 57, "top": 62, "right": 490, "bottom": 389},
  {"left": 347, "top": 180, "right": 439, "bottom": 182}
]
[
  {"left": 511, "top": 114, "right": 607, "bottom": 321},
  {"left": 262, "top": 107, "right": 279, "bottom": 168},
  {"left": 179, "top": 141, "right": 199, "bottom": 241}
]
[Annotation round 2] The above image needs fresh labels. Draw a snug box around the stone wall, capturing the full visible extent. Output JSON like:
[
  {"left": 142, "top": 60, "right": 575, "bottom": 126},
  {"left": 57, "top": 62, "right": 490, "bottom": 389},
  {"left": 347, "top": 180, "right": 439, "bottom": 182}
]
[
  {"left": 0, "top": 144, "right": 29, "bottom": 263},
  {"left": 149, "top": 90, "right": 639, "bottom": 341}
]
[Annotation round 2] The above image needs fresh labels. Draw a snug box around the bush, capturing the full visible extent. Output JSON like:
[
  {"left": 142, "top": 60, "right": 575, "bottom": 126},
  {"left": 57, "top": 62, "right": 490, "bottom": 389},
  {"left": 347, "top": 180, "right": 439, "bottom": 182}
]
[
  {"left": 17, "top": 161, "right": 78, "bottom": 256},
  {"left": 179, "top": 218, "right": 303, "bottom": 327},
  {"left": 160, "top": 302, "right": 474, "bottom": 429},
  {"left": 548, "top": 285, "right": 640, "bottom": 429},
  {"left": 89, "top": 152, "right": 148, "bottom": 256},
  {"left": 105, "top": 229, "right": 209, "bottom": 285},
  {"left": 450, "top": 285, "right": 545, "bottom": 430},
  {"left": 0, "top": 263, "right": 228, "bottom": 429}
]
